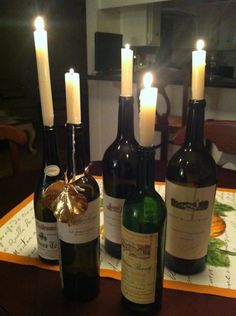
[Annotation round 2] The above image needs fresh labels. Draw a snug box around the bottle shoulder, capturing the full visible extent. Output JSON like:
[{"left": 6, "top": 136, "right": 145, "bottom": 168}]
[
  {"left": 124, "top": 189, "right": 166, "bottom": 216},
  {"left": 167, "top": 147, "right": 217, "bottom": 185},
  {"left": 168, "top": 146, "right": 216, "bottom": 168},
  {"left": 35, "top": 167, "right": 64, "bottom": 196},
  {"left": 74, "top": 173, "right": 100, "bottom": 201},
  {"left": 125, "top": 188, "right": 166, "bottom": 206},
  {"left": 103, "top": 140, "right": 139, "bottom": 166},
  {"left": 123, "top": 190, "right": 166, "bottom": 232},
  {"left": 102, "top": 139, "right": 139, "bottom": 177},
  {"left": 103, "top": 138, "right": 139, "bottom": 157}
]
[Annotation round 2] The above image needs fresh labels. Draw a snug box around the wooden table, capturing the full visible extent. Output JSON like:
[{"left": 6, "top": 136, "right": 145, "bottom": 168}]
[{"left": 0, "top": 162, "right": 236, "bottom": 316}]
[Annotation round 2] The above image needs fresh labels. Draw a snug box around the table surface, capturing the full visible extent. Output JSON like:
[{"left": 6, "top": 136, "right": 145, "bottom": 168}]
[{"left": 0, "top": 161, "right": 236, "bottom": 316}]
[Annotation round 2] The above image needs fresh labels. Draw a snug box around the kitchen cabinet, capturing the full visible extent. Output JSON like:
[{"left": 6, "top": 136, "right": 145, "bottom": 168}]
[
  {"left": 195, "top": 2, "right": 236, "bottom": 50},
  {"left": 86, "top": 0, "right": 161, "bottom": 74},
  {"left": 194, "top": 2, "right": 236, "bottom": 50},
  {"left": 162, "top": 1, "right": 236, "bottom": 51},
  {"left": 98, "top": 0, "right": 169, "bottom": 10},
  {"left": 217, "top": 3, "right": 236, "bottom": 50},
  {"left": 161, "top": 11, "right": 196, "bottom": 49},
  {"left": 120, "top": 3, "right": 161, "bottom": 46},
  {"left": 195, "top": 4, "right": 220, "bottom": 49}
]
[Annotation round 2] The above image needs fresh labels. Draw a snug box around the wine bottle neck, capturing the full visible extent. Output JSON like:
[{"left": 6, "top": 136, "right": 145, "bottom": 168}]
[
  {"left": 184, "top": 99, "right": 205, "bottom": 150},
  {"left": 137, "top": 146, "right": 155, "bottom": 190},
  {"left": 67, "top": 124, "right": 85, "bottom": 178},
  {"left": 116, "top": 96, "right": 135, "bottom": 141},
  {"left": 42, "top": 126, "right": 60, "bottom": 166}
]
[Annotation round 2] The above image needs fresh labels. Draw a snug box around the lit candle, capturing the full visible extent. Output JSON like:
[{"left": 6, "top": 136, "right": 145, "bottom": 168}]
[
  {"left": 121, "top": 44, "right": 133, "bottom": 97},
  {"left": 192, "top": 39, "right": 206, "bottom": 100},
  {"left": 139, "top": 73, "right": 158, "bottom": 147},
  {"left": 65, "top": 68, "right": 81, "bottom": 124},
  {"left": 33, "top": 16, "right": 54, "bottom": 127}
]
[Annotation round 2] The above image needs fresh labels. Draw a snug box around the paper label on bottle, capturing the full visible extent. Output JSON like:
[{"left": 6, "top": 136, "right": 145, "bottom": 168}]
[
  {"left": 121, "top": 226, "right": 158, "bottom": 304},
  {"left": 35, "top": 219, "right": 59, "bottom": 260},
  {"left": 57, "top": 198, "right": 100, "bottom": 244},
  {"left": 103, "top": 193, "right": 126, "bottom": 244},
  {"left": 44, "top": 165, "right": 60, "bottom": 177},
  {"left": 165, "top": 180, "right": 216, "bottom": 260}
]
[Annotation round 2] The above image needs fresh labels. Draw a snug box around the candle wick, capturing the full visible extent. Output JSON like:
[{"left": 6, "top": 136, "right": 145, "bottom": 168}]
[{"left": 35, "top": 16, "right": 44, "bottom": 30}]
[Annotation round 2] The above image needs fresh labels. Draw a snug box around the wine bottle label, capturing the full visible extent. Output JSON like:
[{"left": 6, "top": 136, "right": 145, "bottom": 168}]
[
  {"left": 57, "top": 198, "right": 100, "bottom": 244},
  {"left": 165, "top": 180, "right": 216, "bottom": 260},
  {"left": 103, "top": 193, "right": 126, "bottom": 244},
  {"left": 44, "top": 165, "right": 60, "bottom": 177},
  {"left": 121, "top": 226, "right": 158, "bottom": 304},
  {"left": 35, "top": 219, "right": 59, "bottom": 260}
]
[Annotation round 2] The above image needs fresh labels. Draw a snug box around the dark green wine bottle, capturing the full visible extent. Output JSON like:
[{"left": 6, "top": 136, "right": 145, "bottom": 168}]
[
  {"left": 34, "top": 126, "right": 63, "bottom": 264},
  {"left": 165, "top": 99, "right": 217, "bottom": 275},
  {"left": 57, "top": 124, "right": 100, "bottom": 301},
  {"left": 102, "top": 96, "right": 139, "bottom": 259},
  {"left": 121, "top": 146, "right": 166, "bottom": 313}
]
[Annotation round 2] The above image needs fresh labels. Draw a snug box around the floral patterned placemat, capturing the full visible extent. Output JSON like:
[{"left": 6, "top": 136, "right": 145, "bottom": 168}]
[{"left": 0, "top": 177, "right": 236, "bottom": 298}]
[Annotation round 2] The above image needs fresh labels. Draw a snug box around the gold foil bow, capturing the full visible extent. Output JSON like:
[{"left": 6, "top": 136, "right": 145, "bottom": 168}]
[{"left": 42, "top": 175, "right": 88, "bottom": 224}]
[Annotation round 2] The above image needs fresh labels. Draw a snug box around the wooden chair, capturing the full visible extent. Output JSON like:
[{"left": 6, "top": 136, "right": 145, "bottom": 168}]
[
  {"left": 153, "top": 67, "right": 190, "bottom": 161},
  {"left": 171, "top": 119, "right": 236, "bottom": 188},
  {"left": 0, "top": 124, "right": 28, "bottom": 175}
]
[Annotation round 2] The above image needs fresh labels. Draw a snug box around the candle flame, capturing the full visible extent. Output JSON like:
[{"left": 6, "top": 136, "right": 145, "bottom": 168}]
[
  {"left": 196, "top": 39, "right": 204, "bottom": 50},
  {"left": 35, "top": 16, "right": 45, "bottom": 30},
  {"left": 69, "top": 68, "right": 74, "bottom": 74},
  {"left": 143, "top": 72, "right": 153, "bottom": 88},
  {"left": 125, "top": 43, "right": 130, "bottom": 50}
]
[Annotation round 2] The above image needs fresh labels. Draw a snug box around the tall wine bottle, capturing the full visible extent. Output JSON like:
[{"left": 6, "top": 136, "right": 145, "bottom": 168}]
[
  {"left": 57, "top": 123, "right": 100, "bottom": 301},
  {"left": 165, "top": 99, "right": 217, "bottom": 275},
  {"left": 121, "top": 146, "right": 166, "bottom": 313},
  {"left": 34, "top": 126, "right": 63, "bottom": 264},
  {"left": 102, "top": 96, "right": 139, "bottom": 258}
]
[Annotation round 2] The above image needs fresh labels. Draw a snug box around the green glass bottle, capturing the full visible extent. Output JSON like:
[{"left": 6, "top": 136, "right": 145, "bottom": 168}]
[
  {"left": 165, "top": 99, "right": 217, "bottom": 275},
  {"left": 58, "top": 123, "right": 100, "bottom": 301},
  {"left": 34, "top": 126, "right": 63, "bottom": 264},
  {"left": 121, "top": 146, "right": 166, "bottom": 313}
]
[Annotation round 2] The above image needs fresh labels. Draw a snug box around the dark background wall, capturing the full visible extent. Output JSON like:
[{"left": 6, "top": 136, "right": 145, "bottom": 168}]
[{"left": 0, "top": 0, "right": 90, "bottom": 161}]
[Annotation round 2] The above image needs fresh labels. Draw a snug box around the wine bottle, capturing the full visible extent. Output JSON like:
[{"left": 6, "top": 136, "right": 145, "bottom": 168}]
[
  {"left": 165, "top": 99, "right": 217, "bottom": 275},
  {"left": 102, "top": 96, "right": 139, "bottom": 259},
  {"left": 121, "top": 146, "right": 166, "bottom": 313},
  {"left": 57, "top": 123, "right": 100, "bottom": 301},
  {"left": 34, "top": 126, "right": 63, "bottom": 264}
]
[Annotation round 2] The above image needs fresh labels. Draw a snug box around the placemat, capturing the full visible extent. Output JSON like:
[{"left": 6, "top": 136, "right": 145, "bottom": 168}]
[{"left": 0, "top": 177, "right": 236, "bottom": 298}]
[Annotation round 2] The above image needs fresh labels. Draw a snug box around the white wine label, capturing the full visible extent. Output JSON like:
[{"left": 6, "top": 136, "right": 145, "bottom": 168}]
[
  {"left": 121, "top": 226, "right": 158, "bottom": 304},
  {"left": 44, "top": 165, "right": 60, "bottom": 177},
  {"left": 103, "top": 193, "right": 126, "bottom": 244},
  {"left": 165, "top": 181, "right": 216, "bottom": 260},
  {"left": 57, "top": 198, "right": 100, "bottom": 244},
  {"left": 35, "top": 219, "right": 59, "bottom": 260}
]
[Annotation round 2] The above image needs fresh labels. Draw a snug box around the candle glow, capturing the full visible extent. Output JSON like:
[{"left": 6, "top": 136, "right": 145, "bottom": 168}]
[
  {"left": 139, "top": 72, "right": 158, "bottom": 147},
  {"left": 192, "top": 39, "right": 206, "bottom": 100},
  {"left": 33, "top": 16, "right": 54, "bottom": 126},
  {"left": 65, "top": 68, "right": 81, "bottom": 124},
  {"left": 35, "top": 16, "right": 44, "bottom": 30},
  {"left": 121, "top": 44, "right": 133, "bottom": 97}
]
